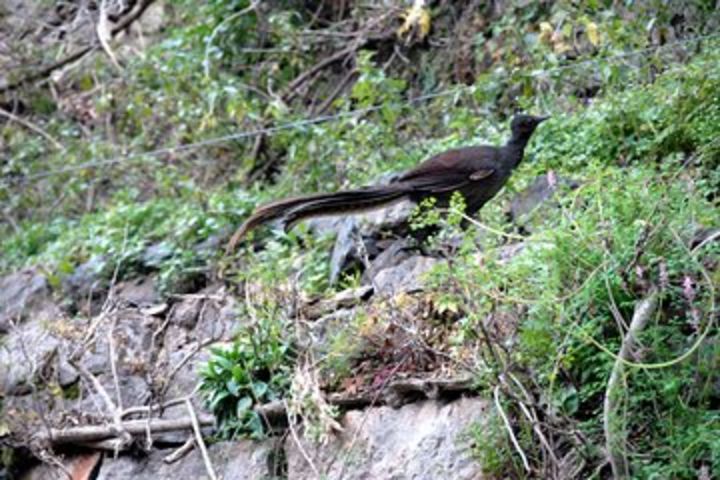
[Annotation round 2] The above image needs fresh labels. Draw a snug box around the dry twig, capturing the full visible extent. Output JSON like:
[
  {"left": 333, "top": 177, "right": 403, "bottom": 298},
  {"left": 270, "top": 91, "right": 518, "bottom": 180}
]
[
  {"left": 34, "top": 415, "right": 215, "bottom": 445},
  {"left": 284, "top": 399, "right": 321, "bottom": 478},
  {"left": 603, "top": 291, "right": 658, "bottom": 479},
  {"left": 494, "top": 385, "right": 531, "bottom": 474},
  {"left": 163, "top": 436, "right": 196, "bottom": 464},
  {"left": 97, "top": 0, "right": 123, "bottom": 71},
  {"left": 185, "top": 399, "right": 218, "bottom": 480},
  {"left": 0, "top": 106, "right": 65, "bottom": 150}
]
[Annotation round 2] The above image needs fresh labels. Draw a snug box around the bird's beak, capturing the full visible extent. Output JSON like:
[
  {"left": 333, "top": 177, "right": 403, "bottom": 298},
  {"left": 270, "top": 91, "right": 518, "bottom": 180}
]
[{"left": 536, "top": 115, "right": 550, "bottom": 123}]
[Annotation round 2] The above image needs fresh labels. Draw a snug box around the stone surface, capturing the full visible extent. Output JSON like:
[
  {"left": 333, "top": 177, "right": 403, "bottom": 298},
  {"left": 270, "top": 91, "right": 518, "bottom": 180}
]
[
  {"left": 0, "top": 267, "right": 51, "bottom": 333},
  {"left": 302, "top": 286, "right": 373, "bottom": 320},
  {"left": 114, "top": 276, "right": 161, "bottom": 308},
  {"left": 96, "top": 440, "right": 278, "bottom": 480},
  {"left": 303, "top": 308, "right": 360, "bottom": 355},
  {"left": 74, "top": 310, "right": 163, "bottom": 414},
  {"left": 62, "top": 255, "right": 109, "bottom": 308},
  {"left": 361, "top": 238, "right": 414, "bottom": 286},
  {"left": 0, "top": 317, "right": 63, "bottom": 396},
  {"left": 371, "top": 255, "right": 440, "bottom": 295},
  {"left": 141, "top": 242, "right": 174, "bottom": 268},
  {"left": 286, "top": 397, "right": 488, "bottom": 480},
  {"left": 309, "top": 200, "right": 416, "bottom": 285},
  {"left": 509, "top": 174, "right": 579, "bottom": 229},
  {"left": 169, "top": 298, "right": 203, "bottom": 329}
]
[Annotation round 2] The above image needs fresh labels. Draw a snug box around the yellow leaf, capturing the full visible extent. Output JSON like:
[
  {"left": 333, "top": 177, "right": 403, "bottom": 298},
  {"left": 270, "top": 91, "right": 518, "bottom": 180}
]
[
  {"left": 397, "top": 0, "right": 431, "bottom": 41},
  {"left": 555, "top": 42, "right": 570, "bottom": 54},
  {"left": 539, "top": 22, "right": 553, "bottom": 44},
  {"left": 586, "top": 21, "right": 600, "bottom": 46}
]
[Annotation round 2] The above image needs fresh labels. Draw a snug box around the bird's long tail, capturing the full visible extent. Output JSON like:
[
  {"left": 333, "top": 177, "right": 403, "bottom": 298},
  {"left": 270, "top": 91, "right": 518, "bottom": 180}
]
[{"left": 225, "top": 185, "right": 410, "bottom": 252}]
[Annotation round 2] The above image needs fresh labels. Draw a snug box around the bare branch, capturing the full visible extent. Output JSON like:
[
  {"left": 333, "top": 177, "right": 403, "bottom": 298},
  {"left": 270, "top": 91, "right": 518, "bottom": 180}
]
[
  {"left": 185, "top": 399, "right": 218, "bottom": 480},
  {"left": 163, "top": 436, "right": 196, "bottom": 464},
  {"left": 0, "top": 106, "right": 64, "bottom": 150},
  {"left": 97, "top": 0, "right": 123, "bottom": 71},
  {"left": 494, "top": 385, "right": 531, "bottom": 474},
  {"left": 34, "top": 415, "right": 215, "bottom": 445},
  {"left": 603, "top": 291, "right": 658, "bottom": 480}
]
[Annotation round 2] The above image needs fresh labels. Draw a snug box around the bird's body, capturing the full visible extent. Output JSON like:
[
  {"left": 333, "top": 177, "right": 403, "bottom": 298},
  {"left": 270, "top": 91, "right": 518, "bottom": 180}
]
[{"left": 227, "top": 114, "right": 546, "bottom": 251}]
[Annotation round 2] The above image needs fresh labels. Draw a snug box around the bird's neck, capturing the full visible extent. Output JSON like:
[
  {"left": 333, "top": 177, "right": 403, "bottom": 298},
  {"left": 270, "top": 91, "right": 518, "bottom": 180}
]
[{"left": 503, "top": 132, "right": 530, "bottom": 168}]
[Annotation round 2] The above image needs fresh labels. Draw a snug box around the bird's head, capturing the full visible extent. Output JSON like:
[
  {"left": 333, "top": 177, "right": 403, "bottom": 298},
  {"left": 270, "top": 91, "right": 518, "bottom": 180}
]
[{"left": 510, "top": 114, "right": 549, "bottom": 138}]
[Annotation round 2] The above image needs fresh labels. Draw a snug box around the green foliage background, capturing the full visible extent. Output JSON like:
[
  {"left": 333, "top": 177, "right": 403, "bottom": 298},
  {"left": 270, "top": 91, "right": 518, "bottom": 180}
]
[{"left": 1, "top": 1, "right": 718, "bottom": 478}]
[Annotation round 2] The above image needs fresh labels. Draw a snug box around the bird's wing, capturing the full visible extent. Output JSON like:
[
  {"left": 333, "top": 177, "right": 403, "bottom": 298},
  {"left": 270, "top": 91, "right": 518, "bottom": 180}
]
[
  {"left": 396, "top": 146, "right": 499, "bottom": 192},
  {"left": 469, "top": 169, "right": 494, "bottom": 181}
]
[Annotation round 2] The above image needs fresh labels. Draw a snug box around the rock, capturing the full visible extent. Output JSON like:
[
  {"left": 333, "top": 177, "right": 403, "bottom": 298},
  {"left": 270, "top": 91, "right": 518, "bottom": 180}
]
[
  {"left": 75, "top": 310, "right": 163, "bottom": 412},
  {"left": 114, "top": 276, "right": 160, "bottom": 308},
  {"left": 301, "top": 286, "right": 373, "bottom": 320},
  {"left": 328, "top": 218, "right": 359, "bottom": 285},
  {"left": 308, "top": 200, "right": 416, "bottom": 284},
  {"left": 371, "top": 255, "right": 440, "bottom": 295},
  {"left": 193, "top": 226, "right": 232, "bottom": 257},
  {"left": 286, "top": 397, "right": 489, "bottom": 480},
  {"left": 302, "top": 308, "right": 360, "bottom": 354},
  {"left": 141, "top": 242, "right": 174, "bottom": 268},
  {"left": 169, "top": 298, "right": 202, "bottom": 329},
  {"left": 0, "top": 268, "right": 51, "bottom": 333},
  {"left": 96, "top": 440, "right": 278, "bottom": 480},
  {"left": 497, "top": 242, "right": 526, "bottom": 263},
  {"left": 0, "top": 316, "right": 64, "bottom": 396},
  {"left": 361, "top": 238, "right": 414, "bottom": 286},
  {"left": 509, "top": 174, "right": 579, "bottom": 228},
  {"left": 168, "top": 285, "right": 239, "bottom": 340},
  {"left": 62, "top": 255, "right": 109, "bottom": 308}
]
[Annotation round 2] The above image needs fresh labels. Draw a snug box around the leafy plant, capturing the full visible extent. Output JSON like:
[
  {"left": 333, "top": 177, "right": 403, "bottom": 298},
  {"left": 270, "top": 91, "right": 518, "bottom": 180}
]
[{"left": 200, "top": 317, "right": 294, "bottom": 439}]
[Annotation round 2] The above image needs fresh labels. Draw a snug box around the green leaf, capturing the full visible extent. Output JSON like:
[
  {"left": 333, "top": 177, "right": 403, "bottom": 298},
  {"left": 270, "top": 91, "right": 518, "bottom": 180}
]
[
  {"left": 236, "top": 396, "right": 253, "bottom": 417},
  {"left": 251, "top": 381, "right": 268, "bottom": 399},
  {"left": 226, "top": 378, "right": 240, "bottom": 396}
]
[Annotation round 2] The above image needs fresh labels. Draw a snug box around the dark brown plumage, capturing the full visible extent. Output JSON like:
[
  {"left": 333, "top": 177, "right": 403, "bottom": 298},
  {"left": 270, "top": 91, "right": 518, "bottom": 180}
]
[{"left": 227, "top": 114, "right": 547, "bottom": 251}]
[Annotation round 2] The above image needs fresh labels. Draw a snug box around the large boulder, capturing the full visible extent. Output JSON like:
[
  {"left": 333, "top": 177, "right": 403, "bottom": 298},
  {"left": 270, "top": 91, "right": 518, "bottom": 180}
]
[
  {"left": 286, "top": 397, "right": 489, "bottom": 479},
  {"left": 0, "top": 268, "right": 52, "bottom": 333}
]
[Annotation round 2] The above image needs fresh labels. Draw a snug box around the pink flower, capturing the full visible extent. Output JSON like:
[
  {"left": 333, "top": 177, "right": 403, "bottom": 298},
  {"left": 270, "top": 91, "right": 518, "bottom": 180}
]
[
  {"left": 683, "top": 275, "right": 695, "bottom": 302},
  {"left": 547, "top": 170, "right": 557, "bottom": 190}
]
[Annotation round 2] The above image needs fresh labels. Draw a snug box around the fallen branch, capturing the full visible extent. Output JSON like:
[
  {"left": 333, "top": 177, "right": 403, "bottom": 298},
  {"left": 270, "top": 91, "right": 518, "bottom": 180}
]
[
  {"left": 97, "top": 0, "right": 123, "bottom": 71},
  {"left": 33, "top": 415, "right": 215, "bottom": 445},
  {"left": 494, "top": 385, "right": 531, "bottom": 474},
  {"left": 0, "top": 107, "right": 65, "bottom": 150},
  {"left": 186, "top": 399, "right": 218, "bottom": 480},
  {"left": 284, "top": 399, "right": 321, "bottom": 479},
  {"left": 603, "top": 291, "right": 658, "bottom": 480},
  {"left": 163, "top": 436, "right": 195, "bottom": 464},
  {"left": 77, "top": 438, "right": 129, "bottom": 452},
  {"left": 69, "top": 359, "right": 133, "bottom": 450},
  {"left": 283, "top": 43, "right": 362, "bottom": 102}
]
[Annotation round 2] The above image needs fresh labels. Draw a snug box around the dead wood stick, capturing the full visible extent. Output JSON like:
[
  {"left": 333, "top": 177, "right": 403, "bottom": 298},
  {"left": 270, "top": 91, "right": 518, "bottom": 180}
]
[
  {"left": 77, "top": 438, "right": 129, "bottom": 452},
  {"left": 284, "top": 42, "right": 363, "bottom": 102},
  {"left": 97, "top": 0, "right": 122, "bottom": 71},
  {"left": 34, "top": 415, "right": 215, "bottom": 445},
  {"left": 314, "top": 68, "right": 358, "bottom": 115},
  {"left": 603, "top": 291, "right": 658, "bottom": 480},
  {"left": 284, "top": 399, "right": 321, "bottom": 478},
  {"left": 494, "top": 385, "right": 531, "bottom": 474},
  {"left": 0, "top": 107, "right": 64, "bottom": 150},
  {"left": 163, "top": 436, "right": 196, "bottom": 464},
  {"left": 70, "top": 360, "right": 132, "bottom": 448},
  {"left": 186, "top": 399, "right": 218, "bottom": 480}
]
